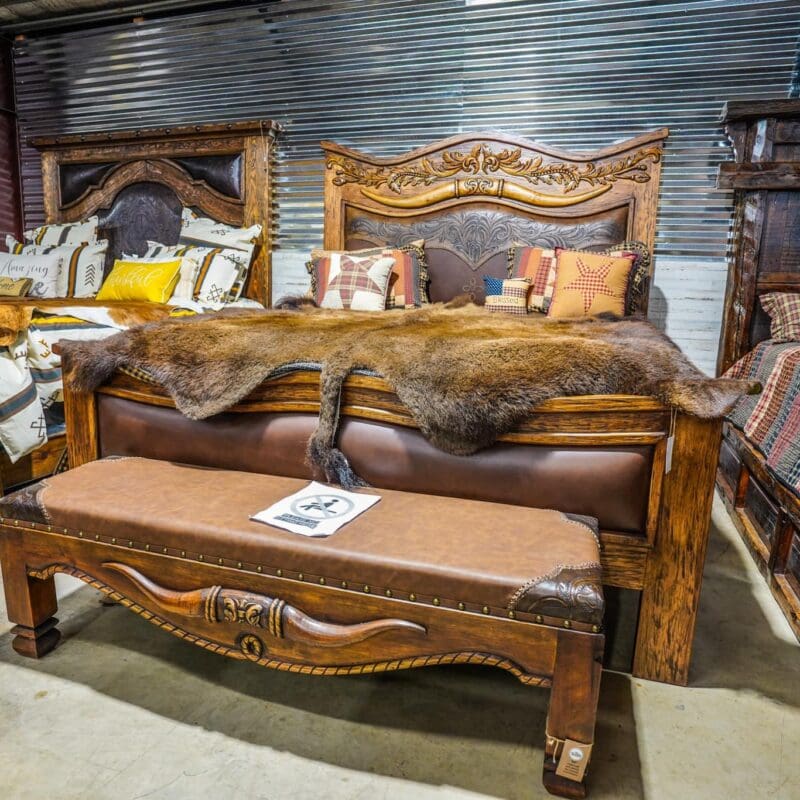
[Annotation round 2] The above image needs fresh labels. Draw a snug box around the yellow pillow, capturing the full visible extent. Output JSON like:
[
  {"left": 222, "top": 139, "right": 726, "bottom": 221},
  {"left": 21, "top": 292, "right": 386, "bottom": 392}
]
[
  {"left": 96, "top": 259, "right": 182, "bottom": 303},
  {"left": 547, "top": 249, "right": 636, "bottom": 318}
]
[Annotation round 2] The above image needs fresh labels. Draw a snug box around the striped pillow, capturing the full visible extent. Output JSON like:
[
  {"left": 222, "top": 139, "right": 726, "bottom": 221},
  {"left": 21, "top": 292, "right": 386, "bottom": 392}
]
[
  {"left": 507, "top": 245, "right": 557, "bottom": 312},
  {"left": 485, "top": 278, "right": 531, "bottom": 315},
  {"left": 6, "top": 236, "right": 107, "bottom": 298},
  {"left": 145, "top": 241, "right": 243, "bottom": 305},
  {"left": 308, "top": 241, "right": 429, "bottom": 309},
  {"left": 178, "top": 209, "right": 259, "bottom": 301},
  {"left": 761, "top": 292, "right": 800, "bottom": 342},
  {"left": 24, "top": 216, "right": 99, "bottom": 247}
]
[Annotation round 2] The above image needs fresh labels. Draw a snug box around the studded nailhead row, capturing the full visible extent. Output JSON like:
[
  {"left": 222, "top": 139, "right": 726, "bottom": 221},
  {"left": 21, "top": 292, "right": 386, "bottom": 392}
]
[{"left": 0, "top": 517, "right": 601, "bottom": 634}]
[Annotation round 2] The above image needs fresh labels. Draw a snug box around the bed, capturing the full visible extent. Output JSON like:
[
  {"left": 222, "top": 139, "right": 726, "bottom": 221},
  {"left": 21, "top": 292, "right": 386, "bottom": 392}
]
[
  {"left": 715, "top": 100, "right": 800, "bottom": 641},
  {"left": 60, "top": 126, "right": 734, "bottom": 687},
  {"left": 0, "top": 120, "right": 280, "bottom": 494}
]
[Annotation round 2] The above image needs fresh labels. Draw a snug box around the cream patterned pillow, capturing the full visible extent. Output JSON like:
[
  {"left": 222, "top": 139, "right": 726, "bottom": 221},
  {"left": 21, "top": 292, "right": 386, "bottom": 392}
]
[
  {"left": 7, "top": 236, "right": 106, "bottom": 298},
  {"left": 320, "top": 254, "right": 395, "bottom": 311},
  {"left": 0, "top": 251, "right": 64, "bottom": 298},
  {"left": 179, "top": 209, "right": 259, "bottom": 301},
  {"left": 24, "top": 216, "right": 99, "bottom": 246},
  {"left": 145, "top": 242, "right": 242, "bottom": 304}
]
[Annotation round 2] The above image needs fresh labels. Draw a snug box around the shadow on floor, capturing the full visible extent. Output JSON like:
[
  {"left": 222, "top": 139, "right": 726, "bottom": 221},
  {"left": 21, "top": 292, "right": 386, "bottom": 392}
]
[
  {"left": 689, "top": 505, "right": 800, "bottom": 708},
  {"left": 0, "top": 579, "right": 644, "bottom": 800}
]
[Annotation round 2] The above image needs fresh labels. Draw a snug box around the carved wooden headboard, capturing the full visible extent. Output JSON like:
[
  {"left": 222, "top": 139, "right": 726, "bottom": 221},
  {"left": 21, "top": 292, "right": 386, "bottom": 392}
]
[
  {"left": 323, "top": 129, "right": 667, "bottom": 309},
  {"left": 30, "top": 120, "right": 281, "bottom": 306}
]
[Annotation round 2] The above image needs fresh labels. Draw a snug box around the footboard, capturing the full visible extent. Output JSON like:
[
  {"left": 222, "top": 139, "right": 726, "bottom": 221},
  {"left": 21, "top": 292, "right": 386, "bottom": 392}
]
[{"left": 63, "top": 364, "right": 722, "bottom": 685}]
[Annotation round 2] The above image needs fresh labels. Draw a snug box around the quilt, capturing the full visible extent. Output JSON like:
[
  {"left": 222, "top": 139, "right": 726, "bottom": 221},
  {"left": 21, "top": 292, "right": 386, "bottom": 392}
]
[{"left": 726, "top": 340, "right": 800, "bottom": 495}]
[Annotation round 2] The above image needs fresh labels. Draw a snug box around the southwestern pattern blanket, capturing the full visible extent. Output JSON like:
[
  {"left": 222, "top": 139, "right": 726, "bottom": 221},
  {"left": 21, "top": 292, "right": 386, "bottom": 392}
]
[{"left": 61, "top": 303, "right": 755, "bottom": 488}]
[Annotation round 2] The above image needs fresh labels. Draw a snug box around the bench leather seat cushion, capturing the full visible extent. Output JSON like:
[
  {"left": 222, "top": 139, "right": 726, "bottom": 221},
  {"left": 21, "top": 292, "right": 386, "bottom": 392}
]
[{"left": 0, "top": 457, "right": 604, "bottom": 626}]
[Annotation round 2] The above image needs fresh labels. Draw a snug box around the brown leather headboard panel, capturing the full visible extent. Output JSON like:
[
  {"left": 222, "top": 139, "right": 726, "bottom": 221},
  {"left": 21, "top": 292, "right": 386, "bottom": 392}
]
[
  {"left": 323, "top": 129, "right": 667, "bottom": 311},
  {"left": 29, "top": 121, "right": 280, "bottom": 305},
  {"left": 344, "top": 202, "right": 629, "bottom": 303}
]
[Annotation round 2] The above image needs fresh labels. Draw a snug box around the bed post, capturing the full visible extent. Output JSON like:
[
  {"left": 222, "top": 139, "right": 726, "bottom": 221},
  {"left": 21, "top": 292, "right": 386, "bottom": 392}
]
[
  {"left": 633, "top": 413, "right": 722, "bottom": 685},
  {"left": 62, "top": 353, "right": 99, "bottom": 469}
]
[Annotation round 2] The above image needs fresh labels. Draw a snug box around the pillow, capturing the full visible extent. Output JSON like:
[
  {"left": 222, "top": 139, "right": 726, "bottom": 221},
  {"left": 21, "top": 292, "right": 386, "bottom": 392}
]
[
  {"left": 145, "top": 242, "right": 245, "bottom": 304},
  {"left": 180, "top": 207, "right": 261, "bottom": 250},
  {"left": 96, "top": 259, "right": 182, "bottom": 304},
  {"left": 24, "top": 216, "right": 99, "bottom": 246},
  {"left": 483, "top": 275, "right": 505, "bottom": 296},
  {"left": 485, "top": 278, "right": 531, "bottom": 315},
  {"left": 179, "top": 209, "right": 259, "bottom": 301},
  {"left": 308, "top": 241, "right": 429, "bottom": 309},
  {"left": 121, "top": 252, "right": 201, "bottom": 304},
  {"left": 0, "top": 251, "right": 64, "bottom": 298},
  {"left": 599, "top": 241, "right": 650, "bottom": 315},
  {"left": 6, "top": 236, "right": 107, "bottom": 298},
  {"left": 0, "top": 277, "right": 33, "bottom": 297},
  {"left": 547, "top": 249, "right": 636, "bottom": 318},
  {"left": 507, "top": 245, "right": 557, "bottom": 312},
  {"left": 761, "top": 292, "right": 800, "bottom": 342},
  {"left": 320, "top": 254, "right": 395, "bottom": 311}
]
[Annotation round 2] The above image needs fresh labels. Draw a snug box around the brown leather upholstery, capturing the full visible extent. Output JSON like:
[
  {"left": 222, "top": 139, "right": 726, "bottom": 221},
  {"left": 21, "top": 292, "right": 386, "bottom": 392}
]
[
  {"left": 0, "top": 457, "right": 603, "bottom": 627},
  {"left": 97, "top": 395, "right": 652, "bottom": 533}
]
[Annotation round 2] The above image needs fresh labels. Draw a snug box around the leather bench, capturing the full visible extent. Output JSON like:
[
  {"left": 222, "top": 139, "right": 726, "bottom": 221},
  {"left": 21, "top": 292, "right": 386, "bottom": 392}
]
[{"left": 0, "top": 456, "right": 605, "bottom": 798}]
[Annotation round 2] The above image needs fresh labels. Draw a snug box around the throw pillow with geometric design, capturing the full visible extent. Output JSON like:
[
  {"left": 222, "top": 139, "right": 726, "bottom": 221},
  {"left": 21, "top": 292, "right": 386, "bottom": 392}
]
[
  {"left": 320, "top": 254, "right": 395, "bottom": 311},
  {"left": 547, "top": 249, "right": 636, "bottom": 318}
]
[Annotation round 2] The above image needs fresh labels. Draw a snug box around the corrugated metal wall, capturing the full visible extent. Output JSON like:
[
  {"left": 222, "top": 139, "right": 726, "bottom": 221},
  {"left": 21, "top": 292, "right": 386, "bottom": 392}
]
[
  {"left": 9, "top": 0, "right": 800, "bottom": 374},
  {"left": 13, "top": 0, "right": 800, "bottom": 255},
  {"left": 0, "top": 39, "right": 21, "bottom": 243}
]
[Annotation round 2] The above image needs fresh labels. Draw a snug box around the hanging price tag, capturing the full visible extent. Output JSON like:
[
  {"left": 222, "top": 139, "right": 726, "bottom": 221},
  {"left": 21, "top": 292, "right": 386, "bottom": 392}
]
[{"left": 555, "top": 739, "right": 593, "bottom": 782}]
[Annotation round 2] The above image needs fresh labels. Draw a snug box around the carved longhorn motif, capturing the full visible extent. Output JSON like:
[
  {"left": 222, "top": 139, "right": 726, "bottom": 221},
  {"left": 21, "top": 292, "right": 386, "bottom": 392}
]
[
  {"left": 103, "top": 562, "right": 426, "bottom": 648},
  {"left": 326, "top": 144, "right": 661, "bottom": 196}
]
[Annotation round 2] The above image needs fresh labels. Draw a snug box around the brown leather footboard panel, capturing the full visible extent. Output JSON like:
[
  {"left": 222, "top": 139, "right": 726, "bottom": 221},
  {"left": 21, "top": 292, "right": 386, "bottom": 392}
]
[{"left": 96, "top": 395, "right": 652, "bottom": 533}]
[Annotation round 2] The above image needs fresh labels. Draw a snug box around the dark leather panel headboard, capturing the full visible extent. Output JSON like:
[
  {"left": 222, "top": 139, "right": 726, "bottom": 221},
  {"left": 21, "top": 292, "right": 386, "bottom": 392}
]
[
  {"left": 29, "top": 121, "right": 280, "bottom": 305},
  {"left": 344, "top": 203, "right": 628, "bottom": 303},
  {"left": 323, "top": 129, "right": 667, "bottom": 311}
]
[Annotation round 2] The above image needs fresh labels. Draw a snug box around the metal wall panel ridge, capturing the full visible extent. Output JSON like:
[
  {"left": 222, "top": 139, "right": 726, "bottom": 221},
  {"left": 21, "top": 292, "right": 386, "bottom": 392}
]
[{"left": 12, "top": 0, "right": 800, "bottom": 259}]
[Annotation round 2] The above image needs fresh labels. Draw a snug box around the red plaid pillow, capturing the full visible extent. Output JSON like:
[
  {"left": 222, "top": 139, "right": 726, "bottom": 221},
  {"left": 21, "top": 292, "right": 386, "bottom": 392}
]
[{"left": 761, "top": 292, "right": 800, "bottom": 342}]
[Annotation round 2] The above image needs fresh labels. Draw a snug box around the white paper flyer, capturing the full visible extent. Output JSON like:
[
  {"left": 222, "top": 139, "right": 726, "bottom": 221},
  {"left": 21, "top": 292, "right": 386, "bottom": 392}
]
[{"left": 250, "top": 481, "right": 381, "bottom": 537}]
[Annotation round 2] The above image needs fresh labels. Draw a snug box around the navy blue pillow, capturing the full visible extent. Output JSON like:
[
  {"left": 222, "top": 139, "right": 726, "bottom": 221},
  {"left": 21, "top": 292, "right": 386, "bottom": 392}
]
[{"left": 483, "top": 275, "right": 504, "bottom": 296}]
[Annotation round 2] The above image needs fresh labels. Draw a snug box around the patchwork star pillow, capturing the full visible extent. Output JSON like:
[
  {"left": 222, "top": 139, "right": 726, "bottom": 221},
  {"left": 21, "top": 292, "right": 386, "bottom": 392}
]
[
  {"left": 547, "top": 249, "right": 636, "bottom": 318},
  {"left": 320, "top": 254, "right": 395, "bottom": 311}
]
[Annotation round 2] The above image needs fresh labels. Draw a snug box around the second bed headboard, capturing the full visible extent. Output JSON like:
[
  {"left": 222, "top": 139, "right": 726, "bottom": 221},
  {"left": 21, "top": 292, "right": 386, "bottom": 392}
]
[
  {"left": 30, "top": 120, "right": 281, "bottom": 306},
  {"left": 322, "top": 129, "right": 667, "bottom": 310}
]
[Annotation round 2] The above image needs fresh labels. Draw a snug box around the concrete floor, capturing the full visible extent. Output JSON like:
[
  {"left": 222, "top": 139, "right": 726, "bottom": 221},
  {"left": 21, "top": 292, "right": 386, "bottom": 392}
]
[{"left": 1, "top": 492, "right": 798, "bottom": 800}]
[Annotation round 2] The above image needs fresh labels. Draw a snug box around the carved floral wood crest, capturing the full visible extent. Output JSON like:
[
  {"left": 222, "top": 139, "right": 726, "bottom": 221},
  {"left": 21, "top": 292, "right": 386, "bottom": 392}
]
[{"left": 327, "top": 142, "right": 662, "bottom": 209}]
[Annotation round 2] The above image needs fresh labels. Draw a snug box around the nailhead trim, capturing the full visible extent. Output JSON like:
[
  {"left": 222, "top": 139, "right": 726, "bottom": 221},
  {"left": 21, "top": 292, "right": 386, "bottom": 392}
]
[{"left": 0, "top": 518, "right": 601, "bottom": 633}]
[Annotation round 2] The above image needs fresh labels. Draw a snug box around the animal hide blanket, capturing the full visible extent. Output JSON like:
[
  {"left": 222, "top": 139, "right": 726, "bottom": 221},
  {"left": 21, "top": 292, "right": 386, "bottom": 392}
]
[{"left": 60, "top": 303, "right": 757, "bottom": 488}]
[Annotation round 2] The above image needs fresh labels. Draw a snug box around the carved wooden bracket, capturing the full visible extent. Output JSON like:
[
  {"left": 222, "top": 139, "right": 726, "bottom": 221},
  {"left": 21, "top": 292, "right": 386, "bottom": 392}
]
[{"left": 103, "top": 562, "right": 426, "bottom": 648}]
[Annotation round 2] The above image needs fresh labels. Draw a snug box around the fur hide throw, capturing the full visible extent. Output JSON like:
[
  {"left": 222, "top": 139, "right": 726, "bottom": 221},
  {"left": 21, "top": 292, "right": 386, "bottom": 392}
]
[
  {"left": 60, "top": 303, "right": 756, "bottom": 488},
  {"left": 0, "top": 305, "right": 33, "bottom": 346}
]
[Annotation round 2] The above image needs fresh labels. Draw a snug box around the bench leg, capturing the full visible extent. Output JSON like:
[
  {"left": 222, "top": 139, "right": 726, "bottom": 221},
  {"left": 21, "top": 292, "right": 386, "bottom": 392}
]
[
  {"left": 542, "top": 632, "right": 603, "bottom": 799},
  {"left": 0, "top": 538, "right": 60, "bottom": 658}
]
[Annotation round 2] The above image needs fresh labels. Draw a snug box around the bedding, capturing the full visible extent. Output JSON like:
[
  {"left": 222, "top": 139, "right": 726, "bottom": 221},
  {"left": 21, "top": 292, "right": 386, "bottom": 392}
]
[
  {"left": 319, "top": 254, "right": 395, "bottom": 311},
  {"left": 308, "top": 241, "right": 429, "bottom": 309},
  {"left": 7, "top": 237, "right": 107, "bottom": 298},
  {"left": 144, "top": 242, "right": 246, "bottom": 304},
  {"left": 0, "top": 251, "right": 65, "bottom": 298},
  {"left": 0, "top": 277, "right": 32, "bottom": 297},
  {"left": 178, "top": 209, "right": 259, "bottom": 302},
  {"left": 60, "top": 302, "right": 754, "bottom": 489},
  {"left": 24, "top": 216, "right": 99, "bottom": 246},
  {"left": 0, "top": 297, "right": 266, "bottom": 464},
  {"left": 726, "top": 340, "right": 800, "bottom": 495}
]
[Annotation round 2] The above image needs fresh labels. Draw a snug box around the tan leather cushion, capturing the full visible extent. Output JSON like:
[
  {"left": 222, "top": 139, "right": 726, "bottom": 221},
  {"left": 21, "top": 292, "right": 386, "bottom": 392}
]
[{"left": 1, "top": 457, "right": 603, "bottom": 626}]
